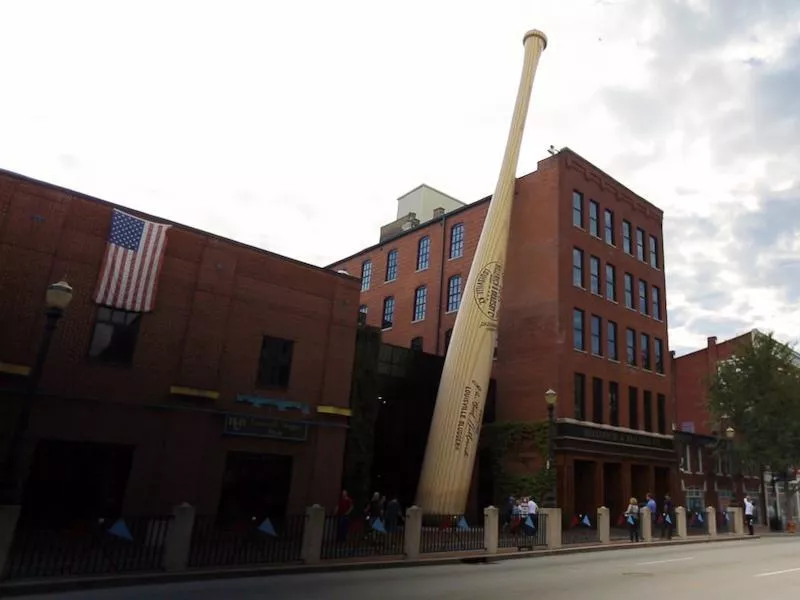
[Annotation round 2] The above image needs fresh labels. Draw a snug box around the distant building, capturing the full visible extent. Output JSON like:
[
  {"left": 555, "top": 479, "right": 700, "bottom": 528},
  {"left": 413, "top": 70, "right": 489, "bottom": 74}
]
[
  {"left": 330, "top": 148, "right": 675, "bottom": 521},
  {"left": 0, "top": 169, "right": 359, "bottom": 523}
]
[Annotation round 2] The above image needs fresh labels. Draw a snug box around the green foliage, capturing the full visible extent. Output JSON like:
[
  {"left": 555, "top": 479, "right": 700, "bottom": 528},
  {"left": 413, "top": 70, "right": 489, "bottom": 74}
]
[
  {"left": 706, "top": 331, "right": 800, "bottom": 474},
  {"left": 481, "top": 421, "right": 555, "bottom": 503}
]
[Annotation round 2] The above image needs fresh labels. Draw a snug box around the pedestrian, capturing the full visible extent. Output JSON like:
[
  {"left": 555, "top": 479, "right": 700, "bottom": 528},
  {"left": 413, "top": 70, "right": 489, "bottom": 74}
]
[
  {"left": 645, "top": 492, "right": 657, "bottom": 527},
  {"left": 335, "top": 489, "right": 353, "bottom": 542},
  {"left": 384, "top": 496, "right": 402, "bottom": 532},
  {"left": 527, "top": 496, "right": 539, "bottom": 529},
  {"left": 744, "top": 495, "right": 755, "bottom": 535},
  {"left": 625, "top": 496, "right": 640, "bottom": 542},
  {"left": 661, "top": 494, "right": 674, "bottom": 540}
]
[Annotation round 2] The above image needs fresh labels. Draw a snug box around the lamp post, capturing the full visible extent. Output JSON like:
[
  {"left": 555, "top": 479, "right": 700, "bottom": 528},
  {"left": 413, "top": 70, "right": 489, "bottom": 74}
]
[
  {"left": 1, "top": 280, "right": 73, "bottom": 505},
  {"left": 545, "top": 388, "right": 558, "bottom": 508}
]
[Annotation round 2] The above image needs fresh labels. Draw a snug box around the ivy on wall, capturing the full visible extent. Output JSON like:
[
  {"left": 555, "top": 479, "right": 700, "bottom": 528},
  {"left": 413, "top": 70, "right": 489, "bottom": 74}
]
[{"left": 481, "top": 421, "right": 555, "bottom": 503}]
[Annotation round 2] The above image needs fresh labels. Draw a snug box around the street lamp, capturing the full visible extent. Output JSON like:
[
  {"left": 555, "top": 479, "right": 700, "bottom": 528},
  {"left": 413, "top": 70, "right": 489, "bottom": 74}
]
[
  {"left": 545, "top": 389, "right": 558, "bottom": 508},
  {"left": 0, "top": 279, "right": 73, "bottom": 505}
]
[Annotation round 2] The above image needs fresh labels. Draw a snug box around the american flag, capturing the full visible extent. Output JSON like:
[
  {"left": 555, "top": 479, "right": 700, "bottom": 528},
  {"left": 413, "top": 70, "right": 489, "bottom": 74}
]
[{"left": 93, "top": 209, "right": 171, "bottom": 313}]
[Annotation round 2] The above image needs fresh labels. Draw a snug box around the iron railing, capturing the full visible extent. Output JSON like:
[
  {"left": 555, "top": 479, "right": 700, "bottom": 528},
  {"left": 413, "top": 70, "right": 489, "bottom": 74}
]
[
  {"left": 320, "top": 515, "right": 404, "bottom": 559},
  {"left": 561, "top": 513, "right": 599, "bottom": 545},
  {"left": 4, "top": 515, "right": 172, "bottom": 580},
  {"left": 419, "top": 515, "right": 484, "bottom": 554},
  {"left": 498, "top": 513, "right": 547, "bottom": 549},
  {"left": 187, "top": 515, "right": 305, "bottom": 568},
  {"left": 686, "top": 511, "right": 709, "bottom": 535}
]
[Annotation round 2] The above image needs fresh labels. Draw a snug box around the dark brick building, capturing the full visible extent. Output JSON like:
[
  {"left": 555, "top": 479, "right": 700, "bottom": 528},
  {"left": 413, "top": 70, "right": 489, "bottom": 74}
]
[
  {"left": 330, "top": 148, "right": 676, "bottom": 520},
  {"left": 672, "top": 332, "right": 764, "bottom": 519},
  {"left": 0, "top": 169, "right": 359, "bottom": 522}
]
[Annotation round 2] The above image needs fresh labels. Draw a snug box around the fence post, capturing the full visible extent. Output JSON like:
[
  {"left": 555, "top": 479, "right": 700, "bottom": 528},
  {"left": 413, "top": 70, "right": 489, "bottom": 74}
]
[
  {"left": 404, "top": 506, "right": 422, "bottom": 559},
  {"left": 706, "top": 506, "right": 717, "bottom": 536},
  {"left": 0, "top": 505, "right": 21, "bottom": 579},
  {"left": 675, "top": 506, "right": 687, "bottom": 538},
  {"left": 163, "top": 503, "right": 195, "bottom": 572},
  {"left": 484, "top": 506, "right": 498, "bottom": 554},
  {"left": 597, "top": 506, "right": 610, "bottom": 544},
  {"left": 540, "top": 508, "right": 561, "bottom": 549},
  {"left": 641, "top": 507, "right": 653, "bottom": 542},
  {"left": 302, "top": 504, "right": 325, "bottom": 564}
]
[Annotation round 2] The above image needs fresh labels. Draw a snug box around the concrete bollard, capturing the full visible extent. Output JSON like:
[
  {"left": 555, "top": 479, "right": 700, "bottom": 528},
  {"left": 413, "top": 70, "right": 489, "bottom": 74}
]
[
  {"left": 597, "top": 506, "right": 610, "bottom": 544},
  {"left": 301, "top": 504, "right": 325, "bottom": 564},
  {"left": 706, "top": 506, "right": 717, "bottom": 536},
  {"left": 540, "top": 508, "right": 562, "bottom": 549},
  {"left": 163, "top": 503, "right": 196, "bottom": 572},
  {"left": 484, "top": 506, "right": 499, "bottom": 554},
  {"left": 675, "top": 506, "right": 687, "bottom": 539},
  {"left": 0, "top": 505, "right": 21, "bottom": 580},
  {"left": 641, "top": 507, "right": 653, "bottom": 542},
  {"left": 404, "top": 506, "right": 422, "bottom": 559},
  {"left": 727, "top": 507, "right": 744, "bottom": 536}
]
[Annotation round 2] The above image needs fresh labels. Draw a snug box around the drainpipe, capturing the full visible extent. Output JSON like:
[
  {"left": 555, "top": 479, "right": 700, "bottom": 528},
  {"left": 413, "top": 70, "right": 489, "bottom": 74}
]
[{"left": 434, "top": 208, "right": 447, "bottom": 354}]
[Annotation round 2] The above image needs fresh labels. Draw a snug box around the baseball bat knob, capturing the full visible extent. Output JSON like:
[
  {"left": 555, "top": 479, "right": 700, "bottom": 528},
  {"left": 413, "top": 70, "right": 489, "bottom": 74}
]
[{"left": 523, "top": 29, "right": 548, "bottom": 49}]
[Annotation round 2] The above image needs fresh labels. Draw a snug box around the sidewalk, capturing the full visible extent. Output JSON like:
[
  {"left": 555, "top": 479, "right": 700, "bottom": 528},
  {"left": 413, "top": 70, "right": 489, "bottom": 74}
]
[{"left": 0, "top": 534, "right": 760, "bottom": 597}]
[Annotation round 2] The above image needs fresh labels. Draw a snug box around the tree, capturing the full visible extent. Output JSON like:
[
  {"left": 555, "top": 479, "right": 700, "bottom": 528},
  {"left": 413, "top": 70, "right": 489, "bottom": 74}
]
[{"left": 706, "top": 331, "right": 800, "bottom": 524}]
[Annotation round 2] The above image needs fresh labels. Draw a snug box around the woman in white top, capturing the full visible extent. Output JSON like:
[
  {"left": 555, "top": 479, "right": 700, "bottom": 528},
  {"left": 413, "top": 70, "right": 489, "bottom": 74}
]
[{"left": 625, "top": 496, "right": 641, "bottom": 542}]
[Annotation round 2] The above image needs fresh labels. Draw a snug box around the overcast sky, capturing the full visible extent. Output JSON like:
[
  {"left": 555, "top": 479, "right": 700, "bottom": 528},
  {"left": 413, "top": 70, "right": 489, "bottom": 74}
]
[{"left": 1, "top": 0, "right": 798, "bottom": 356}]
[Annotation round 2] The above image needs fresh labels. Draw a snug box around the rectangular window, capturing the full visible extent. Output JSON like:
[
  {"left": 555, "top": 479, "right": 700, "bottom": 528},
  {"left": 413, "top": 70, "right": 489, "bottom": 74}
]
[
  {"left": 607, "top": 320, "right": 618, "bottom": 360},
  {"left": 572, "top": 191, "right": 584, "bottom": 228},
  {"left": 636, "top": 227, "right": 646, "bottom": 261},
  {"left": 622, "top": 220, "right": 632, "bottom": 254},
  {"left": 609, "top": 382, "right": 620, "bottom": 426},
  {"left": 638, "top": 279, "right": 648, "bottom": 314},
  {"left": 626, "top": 328, "right": 636, "bottom": 366},
  {"left": 385, "top": 249, "right": 398, "bottom": 281},
  {"left": 643, "top": 390, "right": 653, "bottom": 432},
  {"left": 88, "top": 307, "right": 142, "bottom": 365},
  {"left": 360, "top": 260, "right": 372, "bottom": 291},
  {"left": 604, "top": 209, "right": 615, "bottom": 245},
  {"left": 628, "top": 386, "right": 639, "bottom": 429},
  {"left": 573, "top": 308, "right": 585, "bottom": 351},
  {"left": 358, "top": 304, "right": 368, "bottom": 325},
  {"left": 382, "top": 296, "right": 395, "bottom": 329},
  {"left": 696, "top": 446, "right": 704, "bottom": 474},
  {"left": 589, "top": 255, "right": 601, "bottom": 294},
  {"left": 649, "top": 235, "right": 660, "bottom": 269},
  {"left": 683, "top": 444, "right": 693, "bottom": 473},
  {"left": 641, "top": 333, "right": 651, "bottom": 369},
  {"left": 574, "top": 372, "right": 586, "bottom": 421},
  {"left": 624, "top": 273, "right": 634, "bottom": 308},
  {"left": 651, "top": 286, "right": 661, "bottom": 320},
  {"left": 410, "top": 336, "right": 424, "bottom": 351},
  {"left": 417, "top": 236, "right": 431, "bottom": 270},
  {"left": 657, "top": 393, "right": 666, "bottom": 434},
  {"left": 447, "top": 275, "right": 462, "bottom": 312},
  {"left": 449, "top": 223, "right": 464, "bottom": 259},
  {"left": 591, "top": 314, "right": 602, "bottom": 355},
  {"left": 589, "top": 200, "right": 600, "bottom": 236},
  {"left": 573, "top": 248, "right": 584, "bottom": 288},
  {"left": 592, "top": 377, "right": 604, "bottom": 424},
  {"left": 413, "top": 286, "right": 427, "bottom": 321},
  {"left": 654, "top": 338, "right": 664, "bottom": 374},
  {"left": 605, "top": 263, "right": 616, "bottom": 301},
  {"left": 256, "top": 335, "right": 294, "bottom": 389}
]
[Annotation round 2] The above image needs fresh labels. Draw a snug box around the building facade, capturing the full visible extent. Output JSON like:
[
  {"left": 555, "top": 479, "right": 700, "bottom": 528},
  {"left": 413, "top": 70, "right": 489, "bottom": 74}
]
[
  {"left": 672, "top": 332, "right": 772, "bottom": 522},
  {"left": 330, "top": 148, "right": 676, "bottom": 521},
  {"left": 0, "top": 169, "right": 359, "bottom": 523}
]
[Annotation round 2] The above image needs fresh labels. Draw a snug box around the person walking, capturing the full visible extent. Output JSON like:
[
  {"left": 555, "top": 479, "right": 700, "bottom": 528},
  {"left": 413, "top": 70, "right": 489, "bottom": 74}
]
[
  {"left": 625, "top": 496, "right": 640, "bottom": 542},
  {"left": 744, "top": 496, "right": 755, "bottom": 535},
  {"left": 661, "top": 494, "right": 675, "bottom": 540}
]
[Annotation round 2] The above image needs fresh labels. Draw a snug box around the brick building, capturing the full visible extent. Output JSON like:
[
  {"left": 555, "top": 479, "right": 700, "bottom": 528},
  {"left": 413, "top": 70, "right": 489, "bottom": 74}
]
[
  {"left": 0, "top": 169, "right": 359, "bottom": 522},
  {"left": 330, "top": 148, "right": 676, "bottom": 520},
  {"left": 672, "top": 331, "right": 767, "bottom": 521}
]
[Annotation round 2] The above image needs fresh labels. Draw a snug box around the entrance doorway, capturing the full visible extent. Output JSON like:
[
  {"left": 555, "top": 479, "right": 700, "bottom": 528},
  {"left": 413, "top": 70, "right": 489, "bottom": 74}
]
[
  {"left": 22, "top": 439, "right": 134, "bottom": 526},
  {"left": 217, "top": 451, "right": 293, "bottom": 525},
  {"left": 574, "top": 460, "right": 597, "bottom": 515},
  {"left": 654, "top": 466, "right": 671, "bottom": 499},
  {"left": 631, "top": 464, "right": 649, "bottom": 498},
  {"left": 603, "top": 463, "right": 622, "bottom": 518}
]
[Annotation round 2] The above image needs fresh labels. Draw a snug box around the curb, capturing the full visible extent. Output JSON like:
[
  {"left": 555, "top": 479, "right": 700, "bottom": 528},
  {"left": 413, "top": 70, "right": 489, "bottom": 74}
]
[{"left": 0, "top": 535, "right": 760, "bottom": 597}]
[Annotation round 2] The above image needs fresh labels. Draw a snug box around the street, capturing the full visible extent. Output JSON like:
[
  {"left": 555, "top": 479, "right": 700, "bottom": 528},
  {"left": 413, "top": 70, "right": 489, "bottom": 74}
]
[{"left": 24, "top": 537, "right": 800, "bottom": 599}]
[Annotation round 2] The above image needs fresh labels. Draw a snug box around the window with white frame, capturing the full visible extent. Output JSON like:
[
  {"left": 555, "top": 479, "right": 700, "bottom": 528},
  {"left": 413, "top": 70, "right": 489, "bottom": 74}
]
[
  {"left": 718, "top": 488, "right": 733, "bottom": 511},
  {"left": 685, "top": 486, "right": 705, "bottom": 514},
  {"left": 696, "top": 446, "right": 704, "bottom": 474},
  {"left": 683, "top": 444, "right": 693, "bottom": 473}
]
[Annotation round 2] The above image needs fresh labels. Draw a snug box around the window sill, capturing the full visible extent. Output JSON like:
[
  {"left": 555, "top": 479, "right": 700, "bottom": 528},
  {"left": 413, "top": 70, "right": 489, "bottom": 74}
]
[
  {"left": 411, "top": 319, "right": 425, "bottom": 324},
  {"left": 574, "top": 284, "right": 587, "bottom": 291},
  {"left": 590, "top": 233, "right": 601, "bottom": 240},
  {"left": 591, "top": 290, "right": 603, "bottom": 297},
  {"left": 415, "top": 267, "right": 429, "bottom": 273},
  {"left": 591, "top": 352, "right": 604, "bottom": 359},
  {"left": 384, "top": 279, "right": 397, "bottom": 284},
  {"left": 574, "top": 225, "right": 587, "bottom": 232},
  {"left": 382, "top": 326, "right": 393, "bottom": 331},
  {"left": 574, "top": 348, "right": 588, "bottom": 355},
  {"left": 445, "top": 309, "right": 458, "bottom": 315},
  {"left": 607, "top": 298, "right": 618, "bottom": 304},
  {"left": 448, "top": 255, "right": 463, "bottom": 261},
  {"left": 606, "top": 242, "right": 617, "bottom": 248},
  {"left": 608, "top": 358, "right": 620, "bottom": 364}
]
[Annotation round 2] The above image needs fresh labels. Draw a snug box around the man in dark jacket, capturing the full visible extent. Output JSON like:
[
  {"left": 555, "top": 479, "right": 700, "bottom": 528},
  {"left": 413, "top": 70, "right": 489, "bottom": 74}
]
[{"left": 661, "top": 494, "right": 675, "bottom": 540}]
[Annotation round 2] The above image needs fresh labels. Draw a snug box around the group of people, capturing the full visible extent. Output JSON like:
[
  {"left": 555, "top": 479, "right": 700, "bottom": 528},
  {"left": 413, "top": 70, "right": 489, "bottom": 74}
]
[
  {"left": 334, "top": 490, "right": 403, "bottom": 541},
  {"left": 502, "top": 495, "right": 540, "bottom": 533}
]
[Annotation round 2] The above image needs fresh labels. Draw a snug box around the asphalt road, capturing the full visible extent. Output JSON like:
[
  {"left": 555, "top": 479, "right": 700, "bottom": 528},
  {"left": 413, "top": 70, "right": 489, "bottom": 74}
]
[{"left": 24, "top": 537, "right": 800, "bottom": 600}]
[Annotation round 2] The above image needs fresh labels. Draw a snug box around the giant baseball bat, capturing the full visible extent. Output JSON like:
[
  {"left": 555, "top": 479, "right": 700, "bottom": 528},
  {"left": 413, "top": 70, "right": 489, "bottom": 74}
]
[{"left": 415, "top": 29, "right": 548, "bottom": 515}]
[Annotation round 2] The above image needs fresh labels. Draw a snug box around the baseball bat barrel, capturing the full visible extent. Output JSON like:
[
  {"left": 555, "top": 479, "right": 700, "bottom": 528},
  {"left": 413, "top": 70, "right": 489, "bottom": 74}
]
[{"left": 415, "top": 30, "right": 548, "bottom": 515}]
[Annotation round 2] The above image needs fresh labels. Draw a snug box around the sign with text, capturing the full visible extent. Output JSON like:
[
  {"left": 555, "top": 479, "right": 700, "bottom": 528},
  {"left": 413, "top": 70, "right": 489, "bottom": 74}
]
[
  {"left": 223, "top": 414, "right": 308, "bottom": 442},
  {"left": 557, "top": 422, "right": 673, "bottom": 451}
]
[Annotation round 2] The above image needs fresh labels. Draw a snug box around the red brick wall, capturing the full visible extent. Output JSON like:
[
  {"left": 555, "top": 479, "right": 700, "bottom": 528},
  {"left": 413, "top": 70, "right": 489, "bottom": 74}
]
[{"left": 0, "top": 170, "right": 360, "bottom": 513}]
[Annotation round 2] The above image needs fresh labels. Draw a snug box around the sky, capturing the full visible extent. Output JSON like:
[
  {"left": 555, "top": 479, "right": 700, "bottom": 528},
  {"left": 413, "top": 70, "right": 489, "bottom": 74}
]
[{"left": 1, "top": 0, "right": 798, "bottom": 356}]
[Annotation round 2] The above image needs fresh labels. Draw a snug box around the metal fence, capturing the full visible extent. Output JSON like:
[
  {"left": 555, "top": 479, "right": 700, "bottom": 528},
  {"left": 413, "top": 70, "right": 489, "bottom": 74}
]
[
  {"left": 320, "top": 516, "right": 404, "bottom": 559},
  {"left": 686, "top": 511, "right": 709, "bottom": 536},
  {"left": 498, "top": 513, "right": 547, "bottom": 549},
  {"left": 419, "top": 515, "right": 485, "bottom": 554},
  {"left": 4, "top": 515, "right": 172, "bottom": 581},
  {"left": 562, "top": 513, "right": 599, "bottom": 545},
  {"left": 717, "top": 512, "right": 731, "bottom": 533},
  {"left": 187, "top": 515, "right": 305, "bottom": 568}
]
